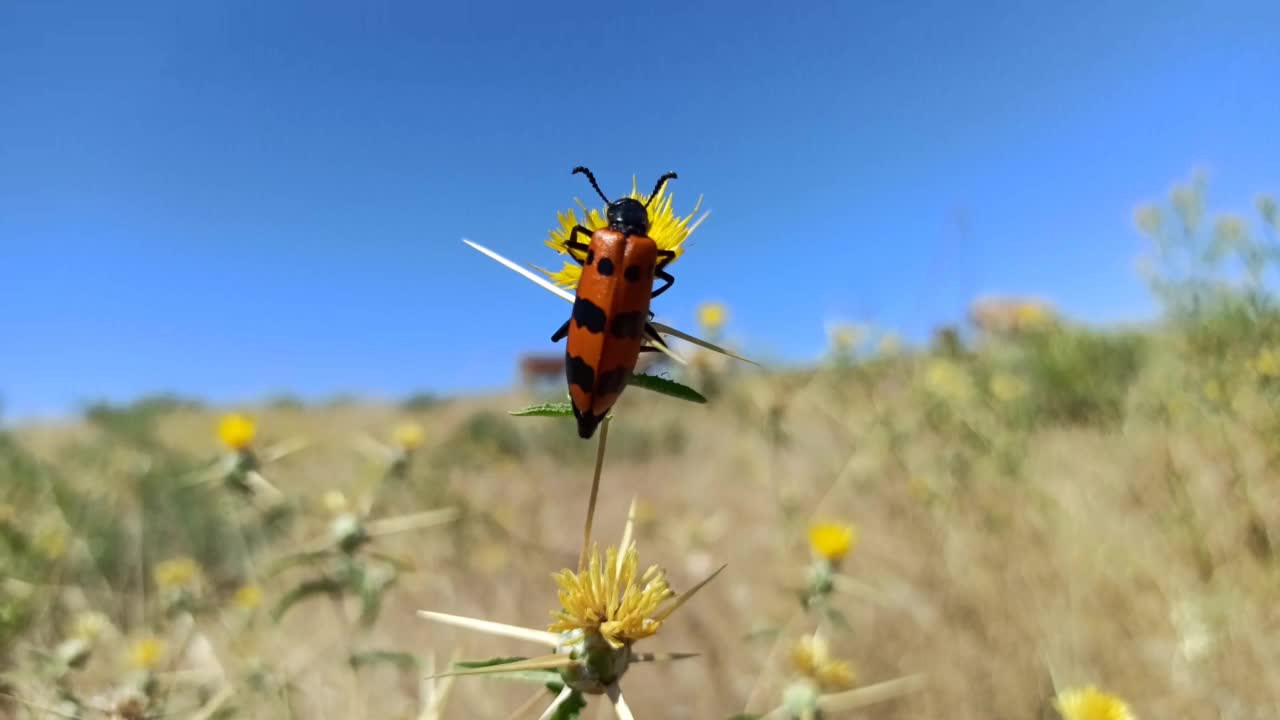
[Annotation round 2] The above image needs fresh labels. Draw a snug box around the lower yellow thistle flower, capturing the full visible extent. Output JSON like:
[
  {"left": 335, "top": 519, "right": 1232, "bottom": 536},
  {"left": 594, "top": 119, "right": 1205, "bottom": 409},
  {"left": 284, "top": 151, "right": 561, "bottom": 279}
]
[
  {"left": 1054, "top": 686, "right": 1136, "bottom": 720},
  {"left": 217, "top": 413, "right": 257, "bottom": 451},
  {"left": 549, "top": 544, "right": 675, "bottom": 649},
  {"left": 153, "top": 556, "right": 203, "bottom": 592},
  {"left": 127, "top": 637, "right": 166, "bottom": 671},
  {"left": 697, "top": 302, "right": 728, "bottom": 334},
  {"left": 232, "top": 584, "right": 263, "bottom": 612},
  {"left": 393, "top": 422, "right": 425, "bottom": 451},
  {"left": 808, "top": 522, "right": 857, "bottom": 563},
  {"left": 790, "top": 634, "right": 856, "bottom": 693}
]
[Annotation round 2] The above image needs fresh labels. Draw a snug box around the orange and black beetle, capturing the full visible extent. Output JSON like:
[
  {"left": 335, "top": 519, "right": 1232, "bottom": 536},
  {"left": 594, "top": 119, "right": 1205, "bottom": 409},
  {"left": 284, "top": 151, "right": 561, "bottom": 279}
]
[{"left": 551, "top": 166, "right": 678, "bottom": 439}]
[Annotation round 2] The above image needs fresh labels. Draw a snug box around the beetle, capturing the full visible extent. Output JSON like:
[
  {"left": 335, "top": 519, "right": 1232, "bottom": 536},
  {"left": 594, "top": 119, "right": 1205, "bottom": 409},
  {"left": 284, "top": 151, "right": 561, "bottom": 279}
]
[{"left": 550, "top": 166, "right": 679, "bottom": 439}]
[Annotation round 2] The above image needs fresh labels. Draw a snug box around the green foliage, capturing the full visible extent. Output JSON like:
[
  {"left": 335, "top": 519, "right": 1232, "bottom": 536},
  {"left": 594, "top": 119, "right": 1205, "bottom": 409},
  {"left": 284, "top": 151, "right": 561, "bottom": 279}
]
[
  {"left": 348, "top": 650, "right": 419, "bottom": 671},
  {"left": 510, "top": 402, "right": 574, "bottom": 417},
  {"left": 629, "top": 372, "right": 708, "bottom": 403},
  {"left": 1013, "top": 325, "right": 1148, "bottom": 426},
  {"left": 400, "top": 391, "right": 443, "bottom": 412},
  {"left": 447, "top": 411, "right": 526, "bottom": 460}
]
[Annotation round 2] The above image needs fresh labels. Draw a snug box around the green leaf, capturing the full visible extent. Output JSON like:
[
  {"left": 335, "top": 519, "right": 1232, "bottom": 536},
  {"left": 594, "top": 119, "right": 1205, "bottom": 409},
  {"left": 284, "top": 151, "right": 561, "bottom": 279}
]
[
  {"left": 349, "top": 650, "right": 419, "bottom": 671},
  {"left": 509, "top": 402, "right": 575, "bottom": 417},
  {"left": 451, "top": 657, "right": 562, "bottom": 684},
  {"left": 742, "top": 625, "right": 782, "bottom": 643},
  {"left": 629, "top": 373, "right": 707, "bottom": 403},
  {"left": 270, "top": 577, "right": 344, "bottom": 622},
  {"left": 824, "top": 606, "right": 852, "bottom": 631},
  {"left": 726, "top": 715, "right": 763, "bottom": 720},
  {"left": 454, "top": 657, "right": 529, "bottom": 669}
]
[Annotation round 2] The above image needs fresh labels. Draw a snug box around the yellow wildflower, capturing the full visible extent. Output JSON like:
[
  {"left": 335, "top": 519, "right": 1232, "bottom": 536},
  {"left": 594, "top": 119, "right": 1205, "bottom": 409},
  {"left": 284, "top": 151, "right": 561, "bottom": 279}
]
[
  {"left": 322, "top": 490, "right": 349, "bottom": 514},
  {"left": 828, "top": 323, "right": 863, "bottom": 354},
  {"left": 34, "top": 525, "right": 68, "bottom": 560},
  {"left": 1054, "top": 686, "right": 1136, "bottom": 720},
  {"left": 697, "top": 301, "right": 728, "bottom": 333},
  {"left": 393, "top": 422, "right": 426, "bottom": 451},
  {"left": 1015, "top": 301, "right": 1052, "bottom": 330},
  {"left": 1252, "top": 348, "right": 1280, "bottom": 378},
  {"left": 990, "top": 373, "right": 1028, "bottom": 403},
  {"left": 542, "top": 177, "right": 705, "bottom": 289},
  {"left": 153, "top": 556, "right": 202, "bottom": 591},
  {"left": 924, "top": 359, "right": 974, "bottom": 404},
  {"left": 549, "top": 544, "right": 675, "bottom": 649},
  {"left": 128, "top": 637, "right": 166, "bottom": 671},
  {"left": 217, "top": 413, "right": 256, "bottom": 451},
  {"left": 790, "top": 634, "right": 856, "bottom": 692},
  {"left": 808, "top": 522, "right": 856, "bottom": 563},
  {"left": 69, "top": 611, "right": 112, "bottom": 643},
  {"left": 232, "top": 584, "right": 263, "bottom": 611}
]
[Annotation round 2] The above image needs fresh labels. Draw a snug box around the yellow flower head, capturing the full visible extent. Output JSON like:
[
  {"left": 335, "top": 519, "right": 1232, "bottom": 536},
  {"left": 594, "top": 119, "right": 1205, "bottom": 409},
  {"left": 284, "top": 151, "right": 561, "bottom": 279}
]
[
  {"left": 1054, "top": 686, "right": 1136, "bottom": 720},
  {"left": 808, "top": 522, "right": 856, "bottom": 562},
  {"left": 542, "top": 177, "right": 706, "bottom": 289},
  {"left": 217, "top": 413, "right": 256, "bottom": 451},
  {"left": 153, "top": 556, "right": 203, "bottom": 592},
  {"left": 69, "top": 611, "right": 112, "bottom": 643},
  {"left": 1252, "top": 348, "right": 1280, "bottom": 379},
  {"left": 990, "top": 373, "right": 1029, "bottom": 403},
  {"left": 1014, "top": 301, "right": 1052, "bottom": 330},
  {"left": 828, "top": 323, "right": 863, "bottom": 354},
  {"left": 923, "top": 359, "right": 975, "bottom": 404},
  {"left": 232, "top": 584, "right": 263, "bottom": 611},
  {"left": 322, "top": 490, "right": 349, "bottom": 515},
  {"left": 790, "top": 634, "right": 856, "bottom": 693},
  {"left": 697, "top": 302, "right": 728, "bottom": 333},
  {"left": 128, "top": 637, "right": 166, "bottom": 671},
  {"left": 549, "top": 544, "right": 676, "bottom": 649},
  {"left": 392, "top": 422, "right": 426, "bottom": 451}
]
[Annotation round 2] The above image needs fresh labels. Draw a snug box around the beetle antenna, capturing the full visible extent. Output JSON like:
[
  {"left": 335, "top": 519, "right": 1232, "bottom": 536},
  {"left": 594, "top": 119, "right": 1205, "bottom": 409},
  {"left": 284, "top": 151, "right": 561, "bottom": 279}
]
[
  {"left": 645, "top": 172, "right": 678, "bottom": 208},
  {"left": 572, "top": 166, "right": 610, "bottom": 204}
]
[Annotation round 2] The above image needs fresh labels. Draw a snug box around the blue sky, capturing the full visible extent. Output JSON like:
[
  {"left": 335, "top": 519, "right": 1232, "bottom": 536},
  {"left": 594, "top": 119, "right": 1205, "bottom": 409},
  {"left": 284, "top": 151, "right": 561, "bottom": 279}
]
[{"left": 3, "top": 0, "right": 1279, "bottom": 419}]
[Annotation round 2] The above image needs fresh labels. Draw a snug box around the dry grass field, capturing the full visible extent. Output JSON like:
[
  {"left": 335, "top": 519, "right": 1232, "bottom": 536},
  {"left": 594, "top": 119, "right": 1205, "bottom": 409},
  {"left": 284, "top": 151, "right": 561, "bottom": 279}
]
[{"left": 3, "top": 176, "right": 1280, "bottom": 719}]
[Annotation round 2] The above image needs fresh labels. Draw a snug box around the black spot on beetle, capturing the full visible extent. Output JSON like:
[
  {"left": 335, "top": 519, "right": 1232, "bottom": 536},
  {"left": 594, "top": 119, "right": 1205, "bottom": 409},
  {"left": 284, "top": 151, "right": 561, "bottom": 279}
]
[
  {"left": 565, "top": 353, "right": 595, "bottom": 393},
  {"left": 572, "top": 297, "right": 607, "bottom": 333},
  {"left": 624, "top": 265, "right": 642, "bottom": 282},
  {"left": 610, "top": 311, "right": 645, "bottom": 339},
  {"left": 596, "top": 257, "right": 615, "bottom": 276}
]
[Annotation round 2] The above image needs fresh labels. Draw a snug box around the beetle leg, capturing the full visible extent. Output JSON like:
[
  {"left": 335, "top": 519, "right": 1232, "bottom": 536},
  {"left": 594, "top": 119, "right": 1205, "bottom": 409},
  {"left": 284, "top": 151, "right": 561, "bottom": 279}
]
[
  {"left": 643, "top": 323, "right": 669, "bottom": 349},
  {"left": 650, "top": 251, "right": 676, "bottom": 298},
  {"left": 565, "top": 226, "right": 593, "bottom": 265},
  {"left": 550, "top": 319, "right": 571, "bottom": 342}
]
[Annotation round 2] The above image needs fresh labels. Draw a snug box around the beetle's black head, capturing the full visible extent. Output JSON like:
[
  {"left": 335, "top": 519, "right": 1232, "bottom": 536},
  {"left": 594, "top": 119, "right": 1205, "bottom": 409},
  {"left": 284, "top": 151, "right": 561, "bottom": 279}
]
[
  {"left": 572, "top": 166, "right": 679, "bottom": 238},
  {"left": 607, "top": 198, "right": 650, "bottom": 236}
]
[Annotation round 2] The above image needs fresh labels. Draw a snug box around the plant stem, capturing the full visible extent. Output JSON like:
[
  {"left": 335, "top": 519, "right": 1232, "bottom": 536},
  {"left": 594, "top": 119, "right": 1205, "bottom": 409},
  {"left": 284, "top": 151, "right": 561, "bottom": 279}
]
[{"left": 580, "top": 417, "right": 611, "bottom": 571}]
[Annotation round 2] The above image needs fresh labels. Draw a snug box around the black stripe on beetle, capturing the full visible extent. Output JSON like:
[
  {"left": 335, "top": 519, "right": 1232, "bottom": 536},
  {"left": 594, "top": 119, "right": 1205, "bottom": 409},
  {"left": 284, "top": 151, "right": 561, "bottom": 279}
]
[
  {"left": 596, "top": 367, "right": 630, "bottom": 396},
  {"left": 572, "top": 297, "right": 607, "bottom": 333},
  {"left": 565, "top": 353, "right": 596, "bottom": 393},
  {"left": 610, "top": 311, "right": 646, "bottom": 340}
]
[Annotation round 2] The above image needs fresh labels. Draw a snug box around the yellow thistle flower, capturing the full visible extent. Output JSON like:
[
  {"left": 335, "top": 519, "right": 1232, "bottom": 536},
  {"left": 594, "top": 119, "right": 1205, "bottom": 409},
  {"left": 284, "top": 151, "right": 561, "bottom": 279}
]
[
  {"left": 790, "top": 634, "right": 856, "bottom": 693},
  {"left": 128, "top": 637, "right": 166, "bottom": 671},
  {"left": 1014, "top": 301, "right": 1052, "bottom": 330},
  {"left": 34, "top": 525, "right": 68, "bottom": 560},
  {"left": 828, "top": 323, "right": 863, "bottom": 353},
  {"left": 549, "top": 544, "right": 676, "bottom": 649},
  {"left": 392, "top": 422, "right": 426, "bottom": 451},
  {"left": 990, "top": 373, "right": 1029, "bottom": 403},
  {"left": 808, "top": 522, "right": 857, "bottom": 563},
  {"left": 153, "top": 556, "right": 202, "bottom": 591},
  {"left": 542, "top": 178, "right": 705, "bottom": 289},
  {"left": 217, "top": 413, "right": 256, "bottom": 451},
  {"left": 69, "top": 611, "right": 112, "bottom": 643},
  {"left": 322, "top": 490, "right": 349, "bottom": 514},
  {"left": 923, "top": 359, "right": 975, "bottom": 404},
  {"left": 697, "top": 302, "right": 728, "bottom": 333},
  {"left": 1252, "top": 348, "right": 1280, "bottom": 378},
  {"left": 1054, "top": 686, "right": 1136, "bottom": 720},
  {"left": 232, "top": 584, "right": 263, "bottom": 611}
]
